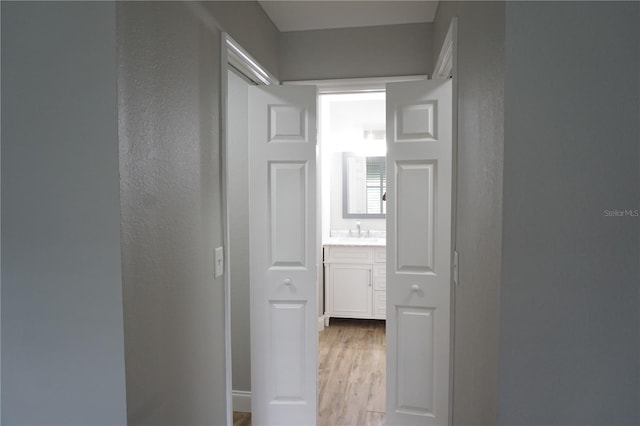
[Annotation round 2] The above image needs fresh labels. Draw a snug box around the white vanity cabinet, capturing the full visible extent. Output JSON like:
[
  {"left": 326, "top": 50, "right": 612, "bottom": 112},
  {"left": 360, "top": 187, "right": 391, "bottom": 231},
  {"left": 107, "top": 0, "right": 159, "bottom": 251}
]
[{"left": 324, "top": 245, "right": 386, "bottom": 321}]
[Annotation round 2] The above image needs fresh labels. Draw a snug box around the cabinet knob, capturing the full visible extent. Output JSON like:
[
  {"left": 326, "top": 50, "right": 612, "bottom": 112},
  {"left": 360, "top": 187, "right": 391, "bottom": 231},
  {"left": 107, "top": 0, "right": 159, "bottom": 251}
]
[
  {"left": 410, "top": 284, "right": 420, "bottom": 291},
  {"left": 283, "top": 278, "right": 292, "bottom": 286}
]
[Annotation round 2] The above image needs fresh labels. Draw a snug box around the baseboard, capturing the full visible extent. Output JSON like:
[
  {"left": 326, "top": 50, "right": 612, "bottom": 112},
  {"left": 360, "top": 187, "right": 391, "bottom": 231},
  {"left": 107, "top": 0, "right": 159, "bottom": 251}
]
[
  {"left": 318, "top": 315, "right": 325, "bottom": 332},
  {"left": 232, "top": 390, "right": 251, "bottom": 413}
]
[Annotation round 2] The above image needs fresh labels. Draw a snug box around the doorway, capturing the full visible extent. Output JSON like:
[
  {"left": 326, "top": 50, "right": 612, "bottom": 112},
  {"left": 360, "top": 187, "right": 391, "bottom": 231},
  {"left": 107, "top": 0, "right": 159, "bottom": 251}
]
[
  {"left": 317, "top": 90, "right": 387, "bottom": 425},
  {"left": 222, "top": 34, "right": 281, "bottom": 423},
  {"left": 225, "top": 70, "right": 392, "bottom": 423},
  {"left": 223, "top": 31, "right": 455, "bottom": 426}
]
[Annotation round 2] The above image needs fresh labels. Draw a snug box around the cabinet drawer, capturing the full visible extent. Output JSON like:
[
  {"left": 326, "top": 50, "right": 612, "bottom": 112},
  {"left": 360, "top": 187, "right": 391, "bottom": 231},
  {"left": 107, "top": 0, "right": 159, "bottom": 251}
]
[
  {"left": 373, "top": 264, "right": 386, "bottom": 290},
  {"left": 325, "top": 246, "right": 374, "bottom": 264},
  {"left": 374, "top": 247, "right": 386, "bottom": 263},
  {"left": 373, "top": 291, "right": 386, "bottom": 319}
]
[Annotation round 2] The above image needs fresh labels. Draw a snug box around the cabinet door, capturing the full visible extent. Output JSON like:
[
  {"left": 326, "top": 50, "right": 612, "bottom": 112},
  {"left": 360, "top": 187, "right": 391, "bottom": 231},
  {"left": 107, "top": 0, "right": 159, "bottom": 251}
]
[{"left": 327, "top": 264, "right": 372, "bottom": 318}]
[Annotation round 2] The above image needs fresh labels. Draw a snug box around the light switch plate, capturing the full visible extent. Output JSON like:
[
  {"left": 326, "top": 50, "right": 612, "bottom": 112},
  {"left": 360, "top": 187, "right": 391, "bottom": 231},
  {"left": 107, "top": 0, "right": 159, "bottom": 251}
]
[
  {"left": 215, "top": 246, "right": 224, "bottom": 278},
  {"left": 453, "top": 250, "right": 459, "bottom": 286}
]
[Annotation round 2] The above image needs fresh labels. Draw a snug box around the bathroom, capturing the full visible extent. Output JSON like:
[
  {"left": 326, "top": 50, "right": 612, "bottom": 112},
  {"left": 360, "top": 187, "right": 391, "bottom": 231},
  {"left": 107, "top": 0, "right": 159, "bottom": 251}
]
[
  {"left": 319, "top": 90, "right": 387, "bottom": 324},
  {"left": 317, "top": 89, "right": 388, "bottom": 424}
]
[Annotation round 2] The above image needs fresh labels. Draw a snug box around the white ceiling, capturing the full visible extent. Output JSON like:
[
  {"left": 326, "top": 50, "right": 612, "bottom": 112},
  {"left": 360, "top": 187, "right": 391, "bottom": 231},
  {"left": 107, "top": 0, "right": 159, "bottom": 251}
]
[{"left": 258, "top": 1, "right": 439, "bottom": 32}]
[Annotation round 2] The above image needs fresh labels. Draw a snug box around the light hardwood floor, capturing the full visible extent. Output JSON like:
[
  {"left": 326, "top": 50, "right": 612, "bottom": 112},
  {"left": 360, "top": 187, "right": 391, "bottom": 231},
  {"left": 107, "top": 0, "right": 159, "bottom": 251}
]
[
  {"left": 233, "top": 411, "right": 251, "bottom": 426},
  {"left": 234, "top": 318, "right": 386, "bottom": 426}
]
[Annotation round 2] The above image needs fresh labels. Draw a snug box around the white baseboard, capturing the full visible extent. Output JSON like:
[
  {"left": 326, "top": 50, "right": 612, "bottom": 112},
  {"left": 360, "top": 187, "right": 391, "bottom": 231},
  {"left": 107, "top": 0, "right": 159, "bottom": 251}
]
[
  {"left": 232, "top": 390, "right": 251, "bottom": 413},
  {"left": 317, "top": 315, "right": 325, "bottom": 332}
]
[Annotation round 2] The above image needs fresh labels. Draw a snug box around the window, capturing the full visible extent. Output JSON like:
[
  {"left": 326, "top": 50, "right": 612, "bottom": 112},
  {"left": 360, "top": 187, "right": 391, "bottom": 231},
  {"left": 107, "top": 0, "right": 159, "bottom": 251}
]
[{"left": 365, "top": 157, "right": 386, "bottom": 215}]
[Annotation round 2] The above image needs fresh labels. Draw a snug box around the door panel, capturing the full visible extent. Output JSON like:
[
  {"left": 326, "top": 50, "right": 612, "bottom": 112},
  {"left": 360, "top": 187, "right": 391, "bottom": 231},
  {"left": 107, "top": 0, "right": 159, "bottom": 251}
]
[
  {"left": 386, "top": 79, "right": 452, "bottom": 426},
  {"left": 269, "top": 162, "right": 307, "bottom": 267},
  {"left": 249, "top": 85, "right": 317, "bottom": 425},
  {"left": 270, "top": 301, "right": 307, "bottom": 402},
  {"left": 396, "top": 307, "right": 435, "bottom": 416},
  {"left": 395, "top": 161, "right": 435, "bottom": 274}
]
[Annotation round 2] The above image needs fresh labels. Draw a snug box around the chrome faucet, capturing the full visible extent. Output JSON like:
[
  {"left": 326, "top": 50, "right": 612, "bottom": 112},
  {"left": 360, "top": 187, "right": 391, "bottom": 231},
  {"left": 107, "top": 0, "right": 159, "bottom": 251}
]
[{"left": 356, "top": 221, "right": 361, "bottom": 238}]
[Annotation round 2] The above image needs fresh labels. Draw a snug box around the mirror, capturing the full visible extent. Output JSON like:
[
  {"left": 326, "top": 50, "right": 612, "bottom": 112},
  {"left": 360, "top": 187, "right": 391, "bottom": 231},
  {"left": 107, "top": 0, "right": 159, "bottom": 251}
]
[{"left": 343, "top": 153, "right": 386, "bottom": 218}]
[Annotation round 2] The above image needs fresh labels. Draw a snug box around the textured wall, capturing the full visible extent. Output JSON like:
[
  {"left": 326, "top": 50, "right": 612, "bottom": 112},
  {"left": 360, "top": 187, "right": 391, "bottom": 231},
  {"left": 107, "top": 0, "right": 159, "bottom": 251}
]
[
  {"left": 1, "top": 2, "right": 127, "bottom": 424},
  {"left": 433, "top": 3, "right": 505, "bottom": 425},
  {"left": 280, "top": 23, "right": 433, "bottom": 81},
  {"left": 500, "top": 2, "right": 640, "bottom": 424},
  {"left": 117, "top": 2, "right": 227, "bottom": 424}
]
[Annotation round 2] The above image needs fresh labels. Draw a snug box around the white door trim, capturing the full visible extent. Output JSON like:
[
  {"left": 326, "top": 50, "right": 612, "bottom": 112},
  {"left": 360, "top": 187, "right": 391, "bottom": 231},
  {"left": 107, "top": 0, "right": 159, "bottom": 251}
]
[
  {"left": 220, "top": 35, "right": 232, "bottom": 425},
  {"left": 432, "top": 18, "right": 457, "bottom": 80},
  {"left": 232, "top": 390, "right": 253, "bottom": 413},
  {"left": 226, "top": 35, "right": 279, "bottom": 86},
  {"left": 221, "top": 33, "right": 278, "bottom": 423},
  {"left": 284, "top": 75, "right": 428, "bottom": 94},
  {"left": 433, "top": 17, "right": 459, "bottom": 426}
]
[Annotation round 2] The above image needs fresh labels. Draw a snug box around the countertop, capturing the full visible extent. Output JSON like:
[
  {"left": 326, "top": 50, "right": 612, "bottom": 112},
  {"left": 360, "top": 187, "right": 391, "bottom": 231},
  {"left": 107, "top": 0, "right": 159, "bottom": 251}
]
[{"left": 323, "top": 237, "right": 386, "bottom": 247}]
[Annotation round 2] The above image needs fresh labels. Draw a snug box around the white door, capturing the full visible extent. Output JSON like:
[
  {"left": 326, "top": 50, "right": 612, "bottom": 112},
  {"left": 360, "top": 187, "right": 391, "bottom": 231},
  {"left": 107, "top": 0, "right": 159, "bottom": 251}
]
[
  {"left": 385, "top": 79, "right": 453, "bottom": 426},
  {"left": 249, "top": 85, "right": 318, "bottom": 425}
]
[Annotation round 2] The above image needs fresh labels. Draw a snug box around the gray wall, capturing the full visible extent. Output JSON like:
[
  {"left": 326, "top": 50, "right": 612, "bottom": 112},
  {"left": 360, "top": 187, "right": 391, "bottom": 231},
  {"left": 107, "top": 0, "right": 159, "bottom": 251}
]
[
  {"left": 500, "top": 2, "right": 640, "bottom": 425},
  {"left": 1, "top": 2, "right": 127, "bottom": 424},
  {"left": 280, "top": 23, "right": 433, "bottom": 81},
  {"left": 227, "top": 69, "right": 252, "bottom": 394},
  {"left": 203, "top": 1, "right": 280, "bottom": 79},
  {"left": 432, "top": 3, "right": 505, "bottom": 425},
  {"left": 117, "top": 2, "right": 226, "bottom": 424}
]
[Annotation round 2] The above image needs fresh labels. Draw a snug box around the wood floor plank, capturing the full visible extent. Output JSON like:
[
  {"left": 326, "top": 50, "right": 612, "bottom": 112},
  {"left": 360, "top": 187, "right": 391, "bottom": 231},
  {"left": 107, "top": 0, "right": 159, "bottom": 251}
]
[
  {"left": 318, "top": 319, "right": 386, "bottom": 426},
  {"left": 366, "top": 336, "right": 386, "bottom": 412},
  {"left": 236, "top": 319, "right": 385, "bottom": 426},
  {"left": 363, "top": 410, "right": 386, "bottom": 426},
  {"left": 344, "top": 329, "right": 373, "bottom": 425},
  {"left": 233, "top": 411, "right": 251, "bottom": 426}
]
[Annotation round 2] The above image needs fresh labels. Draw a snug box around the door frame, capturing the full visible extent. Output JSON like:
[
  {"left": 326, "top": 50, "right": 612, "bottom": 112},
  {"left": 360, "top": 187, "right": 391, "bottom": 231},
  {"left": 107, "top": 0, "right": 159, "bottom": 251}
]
[
  {"left": 432, "top": 17, "right": 458, "bottom": 425},
  {"left": 220, "top": 33, "right": 278, "bottom": 424},
  {"left": 221, "top": 20, "right": 460, "bottom": 423},
  {"left": 285, "top": 76, "right": 428, "bottom": 93}
]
